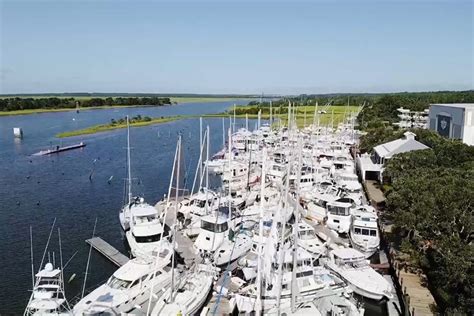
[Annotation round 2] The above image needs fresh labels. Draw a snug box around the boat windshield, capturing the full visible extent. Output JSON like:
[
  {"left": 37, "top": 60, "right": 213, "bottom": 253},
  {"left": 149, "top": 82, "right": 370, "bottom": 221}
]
[
  {"left": 191, "top": 199, "right": 207, "bottom": 208},
  {"left": 314, "top": 198, "right": 327, "bottom": 208},
  {"left": 134, "top": 215, "right": 158, "bottom": 224},
  {"left": 354, "top": 227, "right": 377, "bottom": 237},
  {"left": 299, "top": 230, "right": 316, "bottom": 240},
  {"left": 134, "top": 233, "right": 161, "bottom": 243},
  {"left": 327, "top": 205, "right": 350, "bottom": 216},
  {"left": 201, "top": 220, "right": 228, "bottom": 233},
  {"left": 107, "top": 276, "right": 131, "bottom": 290}
]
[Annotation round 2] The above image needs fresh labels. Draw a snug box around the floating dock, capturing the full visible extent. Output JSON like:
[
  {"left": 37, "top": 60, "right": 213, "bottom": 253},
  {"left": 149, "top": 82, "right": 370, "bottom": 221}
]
[
  {"left": 33, "top": 142, "right": 86, "bottom": 156},
  {"left": 86, "top": 236, "right": 129, "bottom": 267}
]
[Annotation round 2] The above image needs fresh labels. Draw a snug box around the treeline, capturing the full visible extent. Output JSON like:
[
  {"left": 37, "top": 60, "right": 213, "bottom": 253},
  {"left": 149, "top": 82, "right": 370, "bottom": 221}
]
[
  {"left": 0, "top": 97, "right": 172, "bottom": 111},
  {"left": 357, "top": 90, "right": 474, "bottom": 128},
  {"left": 110, "top": 115, "right": 152, "bottom": 125},
  {"left": 355, "top": 90, "right": 474, "bottom": 313},
  {"left": 383, "top": 130, "right": 474, "bottom": 314}
]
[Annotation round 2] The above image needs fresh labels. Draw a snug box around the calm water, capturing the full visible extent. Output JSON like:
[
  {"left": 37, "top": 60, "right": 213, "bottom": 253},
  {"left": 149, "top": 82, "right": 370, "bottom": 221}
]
[
  {"left": 0, "top": 101, "right": 385, "bottom": 315},
  {"left": 0, "top": 101, "right": 249, "bottom": 313}
]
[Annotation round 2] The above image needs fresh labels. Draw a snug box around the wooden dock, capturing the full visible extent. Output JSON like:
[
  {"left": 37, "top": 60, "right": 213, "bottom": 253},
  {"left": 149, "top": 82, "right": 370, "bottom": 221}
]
[
  {"left": 396, "top": 264, "right": 436, "bottom": 316},
  {"left": 86, "top": 237, "right": 129, "bottom": 267}
]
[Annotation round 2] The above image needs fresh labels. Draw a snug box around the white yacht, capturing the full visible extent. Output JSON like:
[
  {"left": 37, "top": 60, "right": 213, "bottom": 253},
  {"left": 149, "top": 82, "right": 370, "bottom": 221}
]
[
  {"left": 324, "top": 248, "right": 393, "bottom": 301},
  {"left": 24, "top": 262, "right": 71, "bottom": 316},
  {"left": 235, "top": 250, "right": 354, "bottom": 314},
  {"left": 350, "top": 206, "right": 380, "bottom": 258},
  {"left": 194, "top": 214, "right": 252, "bottom": 266},
  {"left": 125, "top": 202, "right": 166, "bottom": 257},
  {"left": 150, "top": 263, "right": 217, "bottom": 315},
  {"left": 73, "top": 241, "right": 174, "bottom": 314},
  {"left": 297, "top": 222, "right": 326, "bottom": 258},
  {"left": 326, "top": 199, "right": 353, "bottom": 234}
]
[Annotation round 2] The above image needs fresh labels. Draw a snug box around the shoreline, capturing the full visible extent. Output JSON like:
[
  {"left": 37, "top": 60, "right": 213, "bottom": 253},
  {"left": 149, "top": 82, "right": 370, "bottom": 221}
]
[
  {"left": 57, "top": 108, "right": 356, "bottom": 138},
  {"left": 0, "top": 97, "right": 250, "bottom": 117}
]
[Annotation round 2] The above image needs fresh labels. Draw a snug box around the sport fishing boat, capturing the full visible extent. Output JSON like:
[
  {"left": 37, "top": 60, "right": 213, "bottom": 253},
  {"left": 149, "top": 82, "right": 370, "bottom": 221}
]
[
  {"left": 73, "top": 241, "right": 174, "bottom": 314},
  {"left": 24, "top": 262, "right": 71, "bottom": 316},
  {"left": 119, "top": 117, "right": 156, "bottom": 232},
  {"left": 324, "top": 248, "right": 393, "bottom": 301}
]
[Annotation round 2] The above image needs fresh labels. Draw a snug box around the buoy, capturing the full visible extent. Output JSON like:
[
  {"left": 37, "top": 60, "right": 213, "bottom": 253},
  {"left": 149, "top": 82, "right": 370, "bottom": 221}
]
[{"left": 36, "top": 201, "right": 40, "bottom": 205}]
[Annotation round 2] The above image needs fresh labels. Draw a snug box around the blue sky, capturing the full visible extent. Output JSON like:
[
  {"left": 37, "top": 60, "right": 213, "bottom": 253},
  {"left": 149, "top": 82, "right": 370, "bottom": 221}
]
[{"left": 0, "top": 0, "right": 472, "bottom": 94}]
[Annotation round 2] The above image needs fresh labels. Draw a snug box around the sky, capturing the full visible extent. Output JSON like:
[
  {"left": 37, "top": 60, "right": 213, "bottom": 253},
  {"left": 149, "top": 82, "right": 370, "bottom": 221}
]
[{"left": 0, "top": 0, "right": 473, "bottom": 95}]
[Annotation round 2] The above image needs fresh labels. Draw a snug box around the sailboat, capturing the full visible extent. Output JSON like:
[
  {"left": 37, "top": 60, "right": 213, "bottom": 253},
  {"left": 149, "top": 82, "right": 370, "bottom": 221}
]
[{"left": 119, "top": 117, "right": 163, "bottom": 242}]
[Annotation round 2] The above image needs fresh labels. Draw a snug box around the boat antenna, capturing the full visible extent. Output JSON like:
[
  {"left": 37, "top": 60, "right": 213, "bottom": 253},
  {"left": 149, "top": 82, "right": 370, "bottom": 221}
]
[
  {"left": 29, "top": 226, "right": 35, "bottom": 290},
  {"left": 58, "top": 227, "right": 71, "bottom": 310},
  {"left": 38, "top": 218, "right": 56, "bottom": 272},
  {"left": 126, "top": 116, "right": 133, "bottom": 205},
  {"left": 81, "top": 217, "right": 97, "bottom": 298}
]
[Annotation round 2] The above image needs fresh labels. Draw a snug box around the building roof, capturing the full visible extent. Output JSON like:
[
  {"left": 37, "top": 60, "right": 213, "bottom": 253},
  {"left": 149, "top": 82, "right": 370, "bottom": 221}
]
[
  {"left": 430, "top": 103, "right": 474, "bottom": 109},
  {"left": 374, "top": 132, "right": 429, "bottom": 159}
]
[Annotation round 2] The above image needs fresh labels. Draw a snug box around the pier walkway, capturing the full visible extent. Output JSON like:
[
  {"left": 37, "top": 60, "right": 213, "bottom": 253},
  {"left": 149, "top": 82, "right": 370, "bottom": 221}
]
[
  {"left": 86, "top": 237, "right": 129, "bottom": 267},
  {"left": 395, "top": 262, "right": 436, "bottom": 316}
]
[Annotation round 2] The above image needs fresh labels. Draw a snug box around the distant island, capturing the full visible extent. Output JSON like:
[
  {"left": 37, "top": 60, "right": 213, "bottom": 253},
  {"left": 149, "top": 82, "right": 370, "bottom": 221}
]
[{"left": 56, "top": 114, "right": 184, "bottom": 138}]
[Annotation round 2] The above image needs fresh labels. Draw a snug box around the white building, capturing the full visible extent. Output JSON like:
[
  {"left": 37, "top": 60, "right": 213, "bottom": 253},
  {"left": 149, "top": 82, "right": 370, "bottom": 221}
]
[
  {"left": 428, "top": 103, "right": 474, "bottom": 146},
  {"left": 357, "top": 131, "right": 430, "bottom": 182},
  {"left": 393, "top": 107, "right": 429, "bottom": 129}
]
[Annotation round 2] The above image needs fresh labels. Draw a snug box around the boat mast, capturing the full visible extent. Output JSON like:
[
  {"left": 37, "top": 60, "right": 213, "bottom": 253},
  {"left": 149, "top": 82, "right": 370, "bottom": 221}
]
[
  {"left": 58, "top": 228, "right": 70, "bottom": 311},
  {"left": 291, "top": 139, "right": 303, "bottom": 312},
  {"left": 222, "top": 117, "right": 225, "bottom": 149},
  {"left": 81, "top": 218, "right": 97, "bottom": 298},
  {"left": 228, "top": 128, "right": 232, "bottom": 220},
  {"left": 147, "top": 139, "right": 180, "bottom": 315},
  {"left": 270, "top": 100, "right": 273, "bottom": 127},
  {"left": 126, "top": 116, "right": 132, "bottom": 204},
  {"left": 256, "top": 146, "right": 267, "bottom": 316},
  {"left": 276, "top": 125, "right": 293, "bottom": 315},
  {"left": 233, "top": 104, "right": 236, "bottom": 133},
  {"left": 170, "top": 135, "right": 181, "bottom": 303},
  {"left": 38, "top": 218, "right": 56, "bottom": 273},
  {"left": 199, "top": 117, "right": 203, "bottom": 190}
]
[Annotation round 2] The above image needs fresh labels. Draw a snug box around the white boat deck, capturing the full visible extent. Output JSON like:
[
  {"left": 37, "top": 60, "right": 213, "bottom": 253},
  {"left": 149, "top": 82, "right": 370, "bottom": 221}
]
[
  {"left": 85, "top": 237, "right": 129, "bottom": 267},
  {"left": 160, "top": 201, "right": 197, "bottom": 267}
]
